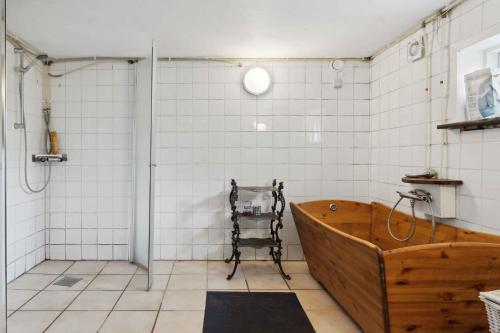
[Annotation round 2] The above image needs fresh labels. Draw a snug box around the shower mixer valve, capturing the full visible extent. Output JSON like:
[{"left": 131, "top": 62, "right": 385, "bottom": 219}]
[
  {"left": 397, "top": 189, "right": 432, "bottom": 203},
  {"left": 387, "top": 188, "right": 436, "bottom": 243},
  {"left": 32, "top": 154, "right": 67, "bottom": 163}
]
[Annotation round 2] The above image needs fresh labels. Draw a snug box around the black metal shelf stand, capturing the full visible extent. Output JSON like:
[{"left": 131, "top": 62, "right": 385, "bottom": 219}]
[{"left": 224, "top": 179, "right": 290, "bottom": 280}]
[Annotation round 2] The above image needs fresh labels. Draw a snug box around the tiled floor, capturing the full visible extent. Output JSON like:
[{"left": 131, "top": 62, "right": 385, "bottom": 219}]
[{"left": 7, "top": 260, "right": 361, "bottom": 333}]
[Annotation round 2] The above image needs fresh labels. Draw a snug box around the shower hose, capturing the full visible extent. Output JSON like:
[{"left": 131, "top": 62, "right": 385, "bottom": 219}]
[
  {"left": 387, "top": 193, "right": 436, "bottom": 243},
  {"left": 19, "top": 70, "right": 51, "bottom": 193}
]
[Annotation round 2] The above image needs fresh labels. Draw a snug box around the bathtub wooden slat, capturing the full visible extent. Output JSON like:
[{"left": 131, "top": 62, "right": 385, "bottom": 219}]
[
  {"left": 455, "top": 229, "right": 500, "bottom": 243},
  {"left": 371, "top": 203, "right": 500, "bottom": 251},
  {"left": 383, "top": 243, "right": 500, "bottom": 333},
  {"left": 389, "top": 306, "right": 487, "bottom": 333},
  {"left": 371, "top": 202, "right": 457, "bottom": 250},
  {"left": 291, "top": 202, "right": 387, "bottom": 333},
  {"left": 297, "top": 200, "right": 372, "bottom": 241}
]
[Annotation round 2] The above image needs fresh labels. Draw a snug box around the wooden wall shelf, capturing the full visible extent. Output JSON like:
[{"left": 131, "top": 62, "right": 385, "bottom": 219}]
[
  {"left": 402, "top": 177, "right": 463, "bottom": 185},
  {"left": 437, "top": 117, "right": 500, "bottom": 131}
]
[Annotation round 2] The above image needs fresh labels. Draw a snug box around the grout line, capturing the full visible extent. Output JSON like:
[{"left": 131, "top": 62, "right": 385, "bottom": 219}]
[
  {"left": 10, "top": 260, "right": 312, "bottom": 331},
  {"left": 150, "top": 270, "right": 173, "bottom": 333},
  {"left": 7, "top": 260, "right": 77, "bottom": 318},
  {"left": 94, "top": 268, "right": 136, "bottom": 332},
  {"left": 41, "top": 260, "right": 109, "bottom": 333}
]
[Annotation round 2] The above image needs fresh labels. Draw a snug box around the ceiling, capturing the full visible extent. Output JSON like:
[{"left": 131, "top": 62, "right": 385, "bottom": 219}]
[{"left": 7, "top": 0, "right": 448, "bottom": 59}]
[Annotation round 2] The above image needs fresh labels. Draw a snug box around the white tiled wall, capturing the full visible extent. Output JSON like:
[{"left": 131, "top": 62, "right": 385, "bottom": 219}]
[
  {"left": 46, "top": 61, "right": 135, "bottom": 260},
  {"left": 370, "top": 0, "right": 500, "bottom": 234},
  {"left": 154, "top": 60, "right": 371, "bottom": 260},
  {"left": 11, "top": 0, "right": 500, "bottom": 271},
  {"left": 6, "top": 42, "right": 47, "bottom": 282}
]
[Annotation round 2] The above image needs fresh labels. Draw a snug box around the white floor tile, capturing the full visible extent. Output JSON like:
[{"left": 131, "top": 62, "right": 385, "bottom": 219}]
[
  {"left": 241, "top": 261, "right": 279, "bottom": 276},
  {"left": 286, "top": 273, "right": 322, "bottom": 290},
  {"left": 153, "top": 261, "right": 174, "bottom": 274},
  {"left": 162, "top": 290, "right": 207, "bottom": 310},
  {"left": 245, "top": 274, "right": 289, "bottom": 290},
  {"left": 65, "top": 261, "right": 107, "bottom": 275},
  {"left": 68, "top": 291, "right": 121, "bottom": 310},
  {"left": 207, "top": 274, "right": 247, "bottom": 290},
  {"left": 294, "top": 290, "right": 341, "bottom": 311},
  {"left": 167, "top": 274, "right": 207, "bottom": 290},
  {"left": 171, "top": 261, "right": 207, "bottom": 275},
  {"left": 207, "top": 261, "right": 243, "bottom": 277},
  {"left": 100, "top": 311, "right": 157, "bottom": 333},
  {"left": 126, "top": 274, "right": 169, "bottom": 291},
  {"left": 281, "top": 261, "right": 310, "bottom": 274},
  {"left": 114, "top": 291, "right": 163, "bottom": 310},
  {"left": 8, "top": 274, "right": 59, "bottom": 290},
  {"left": 7, "top": 289, "right": 38, "bottom": 310},
  {"left": 101, "top": 261, "right": 138, "bottom": 275},
  {"left": 28, "top": 261, "right": 74, "bottom": 275},
  {"left": 7, "top": 311, "right": 61, "bottom": 333},
  {"left": 153, "top": 311, "right": 203, "bottom": 333},
  {"left": 86, "top": 274, "right": 132, "bottom": 291},
  {"left": 21, "top": 291, "right": 79, "bottom": 310},
  {"left": 306, "top": 309, "right": 362, "bottom": 333},
  {"left": 45, "top": 311, "right": 109, "bottom": 333}
]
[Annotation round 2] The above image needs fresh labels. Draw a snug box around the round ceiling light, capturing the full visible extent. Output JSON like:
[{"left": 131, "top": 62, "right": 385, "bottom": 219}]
[{"left": 243, "top": 67, "right": 271, "bottom": 96}]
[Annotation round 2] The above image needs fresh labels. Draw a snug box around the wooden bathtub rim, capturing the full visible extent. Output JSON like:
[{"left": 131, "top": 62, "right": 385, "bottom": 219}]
[
  {"left": 371, "top": 201, "right": 500, "bottom": 250},
  {"left": 383, "top": 241, "right": 500, "bottom": 256},
  {"left": 290, "top": 201, "right": 390, "bottom": 332},
  {"left": 293, "top": 200, "right": 381, "bottom": 251}
]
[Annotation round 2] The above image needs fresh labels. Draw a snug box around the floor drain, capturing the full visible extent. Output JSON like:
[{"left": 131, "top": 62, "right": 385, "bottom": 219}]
[{"left": 53, "top": 276, "right": 82, "bottom": 287}]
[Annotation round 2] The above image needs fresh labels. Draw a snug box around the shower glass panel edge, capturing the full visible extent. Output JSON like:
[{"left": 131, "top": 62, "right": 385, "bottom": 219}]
[
  {"left": 0, "top": 0, "right": 6, "bottom": 331},
  {"left": 131, "top": 41, "right": 157, "bottom": 290},
  {"left": 149, "top": 41, "right": 157, "bottom": 289}
]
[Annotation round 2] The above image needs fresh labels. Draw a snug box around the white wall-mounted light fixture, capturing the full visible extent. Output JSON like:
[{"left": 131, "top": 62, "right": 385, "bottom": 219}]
[
  {"left": 330, "top": 59, "right": 345, "bottom": 89},
  {"left": 243, "top": 67, "right": 271, "bottom": 96}
]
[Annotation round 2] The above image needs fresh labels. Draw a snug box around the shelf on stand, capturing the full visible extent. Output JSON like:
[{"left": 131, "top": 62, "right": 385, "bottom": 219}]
[
  {"left": 238, "top": 186, "right": 277, "bottom": 192},
  {"left": 238, "top": 238, "right": 278, "bottom": 249},
  {"left": 237, "top": 212, "right": 278, "bottom": 221},
  {"left": 401, "top": 177, "right": 463, "bottom": 186},
  {"left": 437, "top": 117, "right": 500, "bottom": 131},
  {"left": 225, "top": 178, "right": 290, "bottom": 281}
]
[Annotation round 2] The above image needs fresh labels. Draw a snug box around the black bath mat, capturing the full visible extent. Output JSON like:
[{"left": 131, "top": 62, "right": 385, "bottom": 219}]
[{"left": 203, "top": 291, "right": 315, "bottom": 333}]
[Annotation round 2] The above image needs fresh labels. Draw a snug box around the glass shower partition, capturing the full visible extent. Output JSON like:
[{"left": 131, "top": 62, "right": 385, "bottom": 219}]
[
  {"left": 0, "top": 0, "right": 6, "bottom": 330},
  {"left": 131, "top": 41, "right": 157, "bottom": 289}
]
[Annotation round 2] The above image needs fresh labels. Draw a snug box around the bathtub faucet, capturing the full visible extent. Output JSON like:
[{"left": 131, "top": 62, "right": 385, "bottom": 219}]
[{"left": 387, "top": 189, "right": 436, "bottom": 243}]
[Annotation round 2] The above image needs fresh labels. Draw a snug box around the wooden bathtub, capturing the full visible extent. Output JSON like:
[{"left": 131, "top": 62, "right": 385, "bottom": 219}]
[{"left": 290, "top": 200, "right": 500, "bottom": 333}]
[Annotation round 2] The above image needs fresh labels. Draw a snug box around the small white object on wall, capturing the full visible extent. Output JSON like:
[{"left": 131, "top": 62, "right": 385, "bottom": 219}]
[
  {"left": 407, "top": 35, "right": 425, "bottom": 62},
  {"left": 243, "top": 67, "right": 271, "bottom": 96},
  {"left": 330, "top": 59, "right": 344, "bottom": 88}
]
